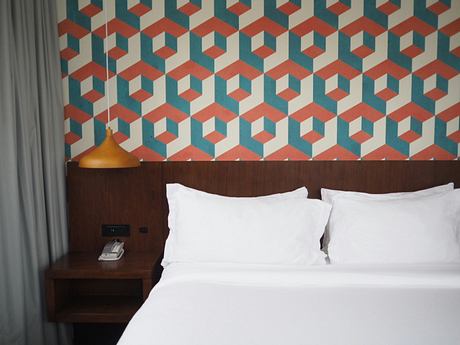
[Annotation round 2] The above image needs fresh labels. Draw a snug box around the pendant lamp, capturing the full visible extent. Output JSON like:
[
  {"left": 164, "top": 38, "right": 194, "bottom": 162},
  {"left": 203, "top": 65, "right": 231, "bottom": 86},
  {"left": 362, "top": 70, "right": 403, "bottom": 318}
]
[{"left": 78, "top": 0, "right": 140, "bottom": 169}]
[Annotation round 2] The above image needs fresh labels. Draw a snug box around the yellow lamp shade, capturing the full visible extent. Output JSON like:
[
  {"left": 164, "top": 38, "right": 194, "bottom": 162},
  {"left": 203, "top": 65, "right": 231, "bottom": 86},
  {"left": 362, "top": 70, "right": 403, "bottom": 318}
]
[{"left": 79, "top": 128, "right": 140, "bottom": 168}]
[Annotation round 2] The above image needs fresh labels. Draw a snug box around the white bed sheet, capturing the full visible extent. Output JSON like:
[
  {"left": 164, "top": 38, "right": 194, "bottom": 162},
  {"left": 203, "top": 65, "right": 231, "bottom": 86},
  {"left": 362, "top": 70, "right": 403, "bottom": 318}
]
[{"left": 118, "top": 263, "right": 460, "bottom": 345}]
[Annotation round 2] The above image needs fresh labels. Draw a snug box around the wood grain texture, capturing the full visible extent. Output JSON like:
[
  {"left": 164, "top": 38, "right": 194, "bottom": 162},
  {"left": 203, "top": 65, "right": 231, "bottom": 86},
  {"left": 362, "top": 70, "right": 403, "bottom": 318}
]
[
  {"left": 67, "top": 161, "right": 460, "bottom": 252},
  {"left": 45, "top": 252, "right": 162, "bottom": 323}
]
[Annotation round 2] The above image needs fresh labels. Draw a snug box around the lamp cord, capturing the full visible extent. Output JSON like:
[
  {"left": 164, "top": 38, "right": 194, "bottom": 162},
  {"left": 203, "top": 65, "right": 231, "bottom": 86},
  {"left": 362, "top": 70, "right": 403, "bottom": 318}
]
[{"left": 103, "top": 0, "right": 111, "bottom": 128}]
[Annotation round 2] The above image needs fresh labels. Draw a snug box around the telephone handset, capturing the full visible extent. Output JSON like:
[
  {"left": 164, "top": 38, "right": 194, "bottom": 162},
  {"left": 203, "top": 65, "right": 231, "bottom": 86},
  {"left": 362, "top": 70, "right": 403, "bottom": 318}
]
[{"left": 98, "top": 239, "right": 125, "bottom": 261}]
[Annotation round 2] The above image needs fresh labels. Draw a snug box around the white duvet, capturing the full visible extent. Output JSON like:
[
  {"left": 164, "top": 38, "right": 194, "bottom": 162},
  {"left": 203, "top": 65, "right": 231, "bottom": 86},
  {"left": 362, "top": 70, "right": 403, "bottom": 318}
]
[{"left": 118, "top": 263, "right": 460, "bottom": 345}]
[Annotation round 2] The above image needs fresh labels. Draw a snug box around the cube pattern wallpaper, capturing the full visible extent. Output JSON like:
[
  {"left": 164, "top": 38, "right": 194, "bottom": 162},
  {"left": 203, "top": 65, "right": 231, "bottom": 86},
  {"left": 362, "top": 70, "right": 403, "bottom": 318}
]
[{"left": 58, "top": 0, "right": 460, "bottom": 160}]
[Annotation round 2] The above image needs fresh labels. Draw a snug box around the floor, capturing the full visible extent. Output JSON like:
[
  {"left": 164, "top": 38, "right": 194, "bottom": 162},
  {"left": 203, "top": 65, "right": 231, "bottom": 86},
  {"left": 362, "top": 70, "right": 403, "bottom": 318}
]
[{"left": 73, "top": 323, "right": 126, "bottom": 345}]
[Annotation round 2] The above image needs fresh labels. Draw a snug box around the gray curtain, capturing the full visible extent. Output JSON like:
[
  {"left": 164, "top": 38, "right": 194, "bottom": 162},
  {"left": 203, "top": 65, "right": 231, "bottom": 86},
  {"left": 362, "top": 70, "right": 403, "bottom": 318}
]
[{"left": 0, "top": 0, "right": 71, "bottom": 344}]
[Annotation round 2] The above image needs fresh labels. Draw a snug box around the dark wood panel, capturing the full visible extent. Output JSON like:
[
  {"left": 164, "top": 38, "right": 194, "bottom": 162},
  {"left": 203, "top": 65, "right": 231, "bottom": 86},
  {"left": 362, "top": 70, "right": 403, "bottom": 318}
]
[
  {"left": 67, "top": 163, "right": 164, "bottom": 252},
  {"left": 67, "top": 161, "right": 460, "bottom": 253}
]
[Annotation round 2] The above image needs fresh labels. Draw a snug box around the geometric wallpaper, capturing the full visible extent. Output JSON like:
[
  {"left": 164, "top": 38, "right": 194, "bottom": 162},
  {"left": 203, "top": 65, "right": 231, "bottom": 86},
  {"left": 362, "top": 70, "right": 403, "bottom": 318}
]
[{"left": 57, "top": 0, "right": 460, "bottom": 160}]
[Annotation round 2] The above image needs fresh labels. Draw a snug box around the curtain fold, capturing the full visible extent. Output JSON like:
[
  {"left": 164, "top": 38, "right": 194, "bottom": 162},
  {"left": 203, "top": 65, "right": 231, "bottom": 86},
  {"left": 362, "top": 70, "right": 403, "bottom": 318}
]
[{"left": 0, "top": 0, "right": 70, "bottom": 344}]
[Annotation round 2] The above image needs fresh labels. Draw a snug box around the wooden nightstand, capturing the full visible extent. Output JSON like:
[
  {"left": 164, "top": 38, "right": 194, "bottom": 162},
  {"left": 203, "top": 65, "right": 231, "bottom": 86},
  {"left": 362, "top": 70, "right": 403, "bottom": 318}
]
[{"left": 45, "top": 251, "right": 162, "bottom": 323}]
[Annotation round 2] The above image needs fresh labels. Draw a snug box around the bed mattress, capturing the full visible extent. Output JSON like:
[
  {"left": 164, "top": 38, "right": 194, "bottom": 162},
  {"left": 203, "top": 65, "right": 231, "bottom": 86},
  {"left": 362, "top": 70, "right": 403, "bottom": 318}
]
[{"left": 118, "top": 263, "right": 460, "bottom": 345}]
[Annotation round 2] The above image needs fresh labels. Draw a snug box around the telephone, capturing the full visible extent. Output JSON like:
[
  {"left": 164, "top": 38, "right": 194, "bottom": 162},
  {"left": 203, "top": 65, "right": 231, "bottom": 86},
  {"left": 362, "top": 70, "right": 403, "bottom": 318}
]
[{"left": 98, "top": 239, "right": 125, "bottom": 261}]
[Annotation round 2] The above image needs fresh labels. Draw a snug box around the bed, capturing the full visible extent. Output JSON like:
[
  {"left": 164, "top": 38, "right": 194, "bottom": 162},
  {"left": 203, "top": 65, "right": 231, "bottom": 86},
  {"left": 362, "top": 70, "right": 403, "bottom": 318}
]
[
  {"left": 119, "top": 262, "right": 460, "bottom": 345},
  {"left": 66, "top": 161, "right": 460, "bottom": 344}
]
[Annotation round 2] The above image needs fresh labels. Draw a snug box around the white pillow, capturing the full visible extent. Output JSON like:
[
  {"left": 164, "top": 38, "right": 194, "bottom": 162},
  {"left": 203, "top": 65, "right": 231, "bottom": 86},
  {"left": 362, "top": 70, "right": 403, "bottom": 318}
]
[
  {"left": 321, "top": 183, "right": 454, "bottom": 253},
  {"left": 327, "top": 190, "right": 460, "bottom": 264},
  {"left": 321, "top": 183, "right": 454, "bottom": 204},
  {"left": 163, "top": 184, "right": 330, "bottom": 267}
]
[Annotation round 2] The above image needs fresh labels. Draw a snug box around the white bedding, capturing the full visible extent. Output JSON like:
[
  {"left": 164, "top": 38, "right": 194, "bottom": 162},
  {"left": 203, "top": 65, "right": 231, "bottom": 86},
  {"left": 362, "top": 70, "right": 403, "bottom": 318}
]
[{"left": 118, "top": 263, "right": 460, "bottom": 345}]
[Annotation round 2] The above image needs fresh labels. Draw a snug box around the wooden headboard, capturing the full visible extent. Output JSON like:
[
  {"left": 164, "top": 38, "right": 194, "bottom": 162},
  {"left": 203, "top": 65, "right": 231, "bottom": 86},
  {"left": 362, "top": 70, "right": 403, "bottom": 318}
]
[{"left": 67, "top": 161, "right": 460, "bottom": 253}]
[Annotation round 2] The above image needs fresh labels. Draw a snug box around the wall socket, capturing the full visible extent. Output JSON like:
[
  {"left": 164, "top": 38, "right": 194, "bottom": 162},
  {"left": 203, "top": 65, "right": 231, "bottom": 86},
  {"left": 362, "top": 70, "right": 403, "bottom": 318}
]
[{"left": 101, "top": 224, "right": 130, "bottom": 237}]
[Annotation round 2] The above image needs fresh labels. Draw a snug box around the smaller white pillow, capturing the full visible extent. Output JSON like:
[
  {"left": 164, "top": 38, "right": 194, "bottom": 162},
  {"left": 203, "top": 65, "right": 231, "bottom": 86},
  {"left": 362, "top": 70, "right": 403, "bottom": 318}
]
[
  {"left": 328, "top": 190, "right": 460, "bottom": 264},
  {"left": 321, "top": 183, "right": 454, "bottom": 253},
  {"left": 321, "top": 183, "right": 454, "bottom": 204},
  {"left": 163, "top": 184, "right": 330, "bottom": 267}
]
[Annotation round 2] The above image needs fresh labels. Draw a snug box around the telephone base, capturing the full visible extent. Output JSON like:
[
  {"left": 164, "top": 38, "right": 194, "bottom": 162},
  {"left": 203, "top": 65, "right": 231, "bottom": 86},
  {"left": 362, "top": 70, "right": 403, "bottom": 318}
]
[{"left": 98, "top": 249, "right": 124, "bottom": 261}]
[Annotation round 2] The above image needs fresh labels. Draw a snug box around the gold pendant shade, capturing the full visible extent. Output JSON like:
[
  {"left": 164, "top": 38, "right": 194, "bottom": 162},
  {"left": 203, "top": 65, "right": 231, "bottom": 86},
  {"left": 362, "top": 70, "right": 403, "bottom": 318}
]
[{"left": 78, "top": 128, "right": 140, "bottom": 169}]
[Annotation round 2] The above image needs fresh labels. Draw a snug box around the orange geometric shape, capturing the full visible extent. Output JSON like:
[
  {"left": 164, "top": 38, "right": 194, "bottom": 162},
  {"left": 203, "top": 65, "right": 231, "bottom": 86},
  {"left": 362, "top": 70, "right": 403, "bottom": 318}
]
[
  {"left": 119, "top": 61, "right": 162, "bottom": 81},
  {"left": 277, "top": 88, "right": 299, "bottom": 101},
  {"left": 399, "top": 130, "right": 421, "bottom": 143},
  {"left": 65, "top": 132, "right": 81, "bottom": 145},
  {"left": 155, "top": 46, "right": 176, "bottom": 59},
  {"left": 241, "top": 17, "right": 286, "bottom": 37},
  {"left": 80, "top": 4, "right": 102, "bottom": 17},
  {"left": 61, "top": 47, "right": 78, "bottom": 61},
  {"left": 327, "top": 1, "right": 350, "bottom": 15},
  {"left": 376, "top": 88, "right": 398, "bottom": 101},
  {"left": 390, "top": 17, "right": 436, "bottom": 37},
  {"left": 82, "top": 90, "right": 104, "bottom": 103},
  {"left": 266, "top": 60, "right": 311, "bottom": 80},
  {"left": 278, "top": 2, "right": 300, "bottom": 15},
  {"left": 388, "top": 102, "right": 432, "bottom": 122},
  {"left": 410, "top": 145, "right": 455, "bottom": 160},
  {"left": 265, "top": 145, "right": 310, "bottom": 160},
  {"left": 108, "top": 47, "right": 127, "bottom": 60},
  {"left": 228, "top": 88, "right": 251, "bottom": 102},
  {"left": 378, "top": 1, "right": 400, "bottom": 15},
  {"left": 314, "top": 145, "right": 359, "bottom": 160},
  {"left": 143, "top": 18, "right": 188, "bottom": 38},
  {"left": 340, "top": 103, "right": 384, "bottom": 122},
  {"left": 169, "top": 145, "right": 213, "bottom": 161},
  {"left": 253, "top": 46, "right": 275, "bottom": 59},
  {"left": 144, "top": 104, "right": 188, "bottom": 123},
  {"left": 216, "top": 60, "right": 262, "bottom": 80},
  {"left": 253, "top": 131, "right": 275, "bottom": 144},
  {"left": 129, "top": 3, "right": 151, "bottom": 16},
  {"left": 179, "top": 2, "right": 200, "bottom": 16},
  {"left": 64, "top": 104, "right": 92, "bottom": 123},
  {"left": 351, "top": 130, "right": 372, "bottom": 144},
  {"left": 291, "top": 103, "right": 335, "bottom": 123},
  {"left": 352, "top": 45, "right": 373, "bottom": 58},
  {"left": 156, "top": 131, "right": 177, "bottom": 144},
  {"left": 216, "top": 145, "right": 261, "bottom": 161},
  {"left": 303, "top": 45, "right": 324, "bottom": 58},
  {"left": 205, "top": 131, "right": 226, "bottom": 144},
  {"left": 227, "top": 2, "right": 251, "bottom": 16},
  {"left": 241, "top": 103, "right": 286, "bottom": 123},
  {"left": 327, "top": 88, "right": 348, "bottom": 101},
  {"left": 425, "top": 88, "right": 447, "bottom": 101},
  {"left": 131, "top": 146, "right": 165, "bottom": 161},
  {"left": 401, "top": 45, "right": 423, "bottom": 58},
  {"left": 110, "top": 104, "right": 139, "bottom": 123},
  {"left": 204, "top": 46, "right": 225, "bottom": 59},
  {"left": 428, "top": 1, "right": 450, "bottom": 15},
  {"left": 302, "top": 130, "right": 323, "bottom": 143},
  {"left": 169, "top": 60, "right": 213, "bottom": 81},
  {"left": 130, "top": 89, "right": 152, "bottom": 102},
  {"left": 193, "top": 103, "right": 237, "bottom": 123},
  {"left": 363, "top": 145, "right": 408, "bottom": 160},
  {"left": 447, "top": 131, "right": 460, "bottom": 143},
  {"left": 291, "top": 17, "right": 336, "bottom": 37},
  {"left": 179, "top": 89, "right": 201, "bottom": 102}
]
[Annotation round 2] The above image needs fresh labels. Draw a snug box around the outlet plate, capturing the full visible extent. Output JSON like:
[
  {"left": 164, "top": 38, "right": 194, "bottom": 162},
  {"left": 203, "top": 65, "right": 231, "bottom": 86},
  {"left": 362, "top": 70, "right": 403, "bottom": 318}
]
[{"left": 102, "top": 224, "right": 130, "bottom": 237}]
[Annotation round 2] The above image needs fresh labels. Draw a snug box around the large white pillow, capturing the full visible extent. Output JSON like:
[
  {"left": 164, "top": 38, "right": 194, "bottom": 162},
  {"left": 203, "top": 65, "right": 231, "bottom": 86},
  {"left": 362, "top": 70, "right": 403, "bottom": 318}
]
[
  {"left": 327, "top": 190, "right": 460, "bottom": 264},
  {"left": 163, "top": 184, "right": 330, "bottom": 267},
  {"left": 321, "top": 183, "right": 454, "bottom": 204}
]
